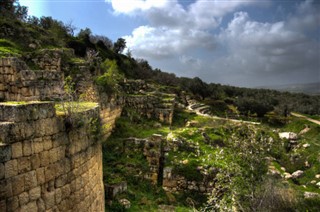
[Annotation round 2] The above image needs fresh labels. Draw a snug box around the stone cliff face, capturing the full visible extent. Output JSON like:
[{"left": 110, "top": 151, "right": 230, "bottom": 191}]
[{"left": 0, "top": 102, "right": 104, "bottom": 211}]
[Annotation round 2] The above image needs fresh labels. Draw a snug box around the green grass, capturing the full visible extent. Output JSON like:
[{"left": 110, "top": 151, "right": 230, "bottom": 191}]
[
  {"left": 0, "top": 39, "right": 22, "bottom": 57},
  {"left": 54, "top": 101, "right": 98, "bottom": 115},
  {"left": 0, "top": 101, "right": 43, "bottom": 105},
  {"left": 103, "top": 103, "right": 320, "bottom": 211},
  {"left": 0, "top": 46, "right": 21, "bottom": 57}
]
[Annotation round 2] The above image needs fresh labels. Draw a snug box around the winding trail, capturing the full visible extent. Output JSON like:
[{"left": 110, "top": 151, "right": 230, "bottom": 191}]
[
  {"left": 291, "top": 112, "right": 320, "bottom": 126},
  {"left": 186, "top": 101, "right": 260, "bottom": 125}
]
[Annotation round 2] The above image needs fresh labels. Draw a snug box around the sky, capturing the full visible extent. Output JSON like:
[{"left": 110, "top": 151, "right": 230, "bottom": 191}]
[{"left": 19, "top": 0, "right": 320, "bottom": 87}]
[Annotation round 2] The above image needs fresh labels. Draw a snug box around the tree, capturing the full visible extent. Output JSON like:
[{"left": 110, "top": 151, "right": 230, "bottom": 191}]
[
  {"left": 113, "top": 38, "right": 126, "bottom": 54},
  {"left": 0, "top": 0, "right": 28, "bottom": 21},
  {"left": 90, "top": 35, "right": 113, "bottom": 49},
  {"left": 189, "top": 77, "right": 210, "bottom": 100}
]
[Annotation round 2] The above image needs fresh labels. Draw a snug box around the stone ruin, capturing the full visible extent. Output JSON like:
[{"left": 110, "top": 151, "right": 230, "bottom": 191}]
[{"left": 0, "top": 57, "right": 64, "bottom": 102}]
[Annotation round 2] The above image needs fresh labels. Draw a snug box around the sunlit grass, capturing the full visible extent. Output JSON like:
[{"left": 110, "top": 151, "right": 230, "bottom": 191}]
[{"left": 54, "top": 101, "right": 98, "bottom": 115}]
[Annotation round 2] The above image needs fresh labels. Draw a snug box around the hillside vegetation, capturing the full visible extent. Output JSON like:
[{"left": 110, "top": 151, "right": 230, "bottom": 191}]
[{"left": 1, "top": 2, "right": 320, "bottom": 211}]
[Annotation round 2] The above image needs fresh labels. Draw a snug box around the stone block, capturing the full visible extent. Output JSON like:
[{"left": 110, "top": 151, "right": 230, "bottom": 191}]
[
  {"left": 55, "top": 173, "right": 67, "bottom": 188},
  {"left": 11, "top": 142, "right": 23, "bottom": 158},
  {"left": 40, "top": 150, "right": 50, "bottom": 167},
  {"left": 0, "top": 199, "right": 6, "bottom": 212},
  {"left": 36, "top": 167, "right": 45, "bottom": 185},
  {"left": 37, "top": 198, "right": 45, "bottom": 212},
  {"left": 30, "top": 154, "right": 40, "bottom": 169},
  {"left": 6, "top": 196, "right": 19, "bottom": 212},
  {"left": 0, "top": 83, "right": 6, "bottom": 91},
  {"left": 43, "top": 136, "right": 52, "bottom": 151},
  {"left": 19, "top": 191, "right": 30, "bottom": 206},
  {"left": 5, "top": 159, "right": 18, "bottom": 178},
  {"left": 0, "top": 163, "right": 4, "bottom": 179},
  {"left": 23, "top": 140, "right": 32, "bottom": 156},
  {"left": 21, "top": 201, "right": 37, "bottom": 212},
  {"left": 18, "top": 156, "right": 31, "bottom": 174},
  {"left": 0, "top": 179, "right": 12, "bottom": 199},
  {"left": 43, "top": 191, "right": 55, "bottom": 209},
  {"left": 29, "top": 186, "right": 41, "bottom": 201},
  {"left": 11, "top": 174, "right": 25, "bottom": 196},
  {"left": 45, "top": 163, "right": 60, "bottom": 182},
  {"left": 61, "top": 184, "right": 71, "bottom": 200},
  {"left": 33, "top": 137, "right": 43, "bottom": 154},
  {"left": 49, "top": 147, "right": 59, "bottom": 163},
  {"left": 24, "top": 170, "right": 37, "bottom": 190},
  {"left": 0, "top": 143, "right": 11, "bottom": 163},
  {"left": 55, "top": 188, "right": 62, "bottom": 204}
]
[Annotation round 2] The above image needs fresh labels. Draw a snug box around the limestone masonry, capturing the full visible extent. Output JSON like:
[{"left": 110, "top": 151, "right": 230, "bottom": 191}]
[
  {"left": 0, "top": 102, "right": 104, "bottom": 211},
  {"left": 0, "top": 54, "right": 108, "bottom": 212}
]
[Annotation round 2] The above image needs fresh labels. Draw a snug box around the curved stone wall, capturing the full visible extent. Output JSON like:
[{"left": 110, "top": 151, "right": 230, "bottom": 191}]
[{"left": 0, "top": 102, "right": 104, "bottom": 211}]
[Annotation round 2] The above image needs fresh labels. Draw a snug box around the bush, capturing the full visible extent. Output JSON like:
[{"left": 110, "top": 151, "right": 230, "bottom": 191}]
[
  {"left": 173, "top": 159, "right": 203, "bottom": 181},
  {"left": 95, "top": 59, "right": 124, "bottom": 94}
]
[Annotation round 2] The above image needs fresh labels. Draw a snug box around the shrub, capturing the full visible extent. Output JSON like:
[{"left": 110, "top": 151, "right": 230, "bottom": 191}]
[{"left": 95, "top": 59, "right": 124, "bottom": 94}]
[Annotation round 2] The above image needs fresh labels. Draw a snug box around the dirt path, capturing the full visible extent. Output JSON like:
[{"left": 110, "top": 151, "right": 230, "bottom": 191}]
[
  {"left": 291, "top": 112, "right": 320, "bottom": 126},
  {"left": 187, "top": 103, "right": 260, "bottom": 125}
]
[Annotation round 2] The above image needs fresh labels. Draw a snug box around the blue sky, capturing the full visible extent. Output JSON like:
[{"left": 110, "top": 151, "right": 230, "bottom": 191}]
[{"left": 20, "top": 0, "right": 320, "bottom": 87}]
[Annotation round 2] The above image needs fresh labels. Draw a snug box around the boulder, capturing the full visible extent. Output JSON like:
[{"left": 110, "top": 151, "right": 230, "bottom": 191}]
[
  {"left": 284, "top": 172, "right": 292, "bottom": 179},
  {"left": 119, "top": 199, "right": 131, "bottom": 209},
  {"left": 279, "top": 132, "right": 298, "bottom": 140},
  {"left": 302, "top": 143, "right": 310, "bottom": 148},
  {"left": 304, "top": 192, "right": 320, "bottom": 199},
  {"left": 291, "top": 170, "right": 304, "bottom": 179}
]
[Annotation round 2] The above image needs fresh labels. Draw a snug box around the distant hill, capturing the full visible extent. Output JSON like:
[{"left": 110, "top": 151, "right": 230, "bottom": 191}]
[{"left": 259, "top": 82, "right": 320, "bottom": 95}]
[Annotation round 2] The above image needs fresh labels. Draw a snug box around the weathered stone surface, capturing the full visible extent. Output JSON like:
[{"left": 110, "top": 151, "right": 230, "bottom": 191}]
[
  {"left": 24, "top": 170, "right": 37, "bottom": 190},
  {"left": 36, "top": 167, "right": 45, "bottom": 185},
  {"left": 23, "top": 140, "right": 32, "bottom": 156},
  {"left": 0, "top": 143, "right": 11, "bottom": 163},
  {"left": 6, "top": 196, "right": 19, "bottom": 211},
  {"left": 11, "top": 174, "right": 25, "bottom": 196},
  {"left": 33, "top": 137, "right": 43, "bottom": 154},
  {"left": 43, "top": 191, "right": 55, "bottom": 209},
  {"left": 21, "top": 201, "right": 37, "bottom": 212},
  {"left": 19, "top": 191, "right": 30, "bottom": 206},
  {"left": 119, "top": 198, "right": 131, "bottom": 209},
  {"left": 5, "top": 159, "right": 18, "bottom": 178},
  {"left": 18, "top": 156, "right": 31, "bottom": 174},
  {"left": 292, "top": 170, "right": 304, "bottom": 179},
  {"left": 42, "top": 136, "right": 52, "bottom": 151},
  {"left": 29, "top": 186, "right": 41, "bottom": 201},
  {"left": 30, "top": 154, "right": 40, "bottom": 169},
  {"left": 0, "top": 83, "right": 104, "bottom": 212},
  {"left": 0, "top": 163, "right": 4, "bottom": 179},
  {"left": 11, "top": 142, "right": 23, "bottom": 158}
]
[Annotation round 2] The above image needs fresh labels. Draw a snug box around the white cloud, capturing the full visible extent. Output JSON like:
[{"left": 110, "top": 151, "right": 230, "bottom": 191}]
[
  {"left": 212, "top": 7, "right": 320, "bottom": 86},
  {"left": 105, "top": 0, "right": 169, "bottom": 14},
  {"left": 106, "top": 0, "right": 320, "bottom": 87},
  {"left": 109, "top": 0, "right": 254, "bottom": 59},
  {"left": 124, "top": 26, "right": 215, "bottom": 59}
]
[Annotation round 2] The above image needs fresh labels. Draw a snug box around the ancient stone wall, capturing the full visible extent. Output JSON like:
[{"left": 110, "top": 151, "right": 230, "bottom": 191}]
[
  {"left": 0, "top": 102, "right": 104, "bottom": 212},
  {"left": 123, "top": 135, "right": 164, "bottom": 185},
  {"left": 0, "top": 58, "right": 64, "bottom": 101},
  {"left": 162, "top": 168, "right": 214, "bottom": 194},
  {"left": 122, "top": 135, "right": 214, "bottom": 196},
  {"left": 32, "top": 49, "right": 74, "bottom": 72},
  {"left": 125, "top": 93, "right": 175, "bottom": 124}
]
